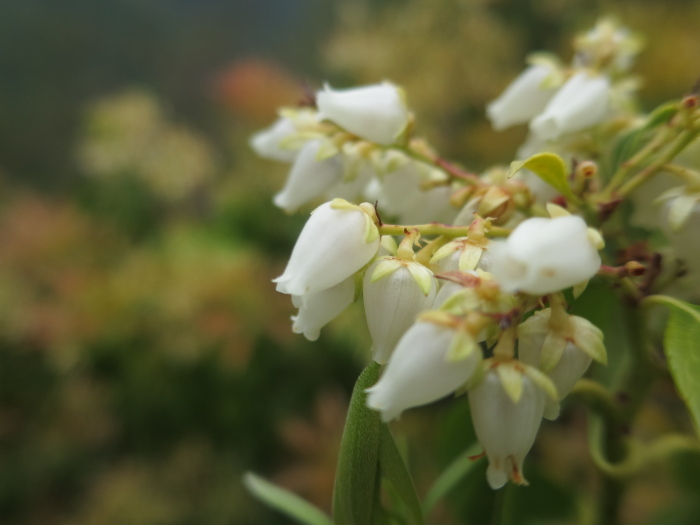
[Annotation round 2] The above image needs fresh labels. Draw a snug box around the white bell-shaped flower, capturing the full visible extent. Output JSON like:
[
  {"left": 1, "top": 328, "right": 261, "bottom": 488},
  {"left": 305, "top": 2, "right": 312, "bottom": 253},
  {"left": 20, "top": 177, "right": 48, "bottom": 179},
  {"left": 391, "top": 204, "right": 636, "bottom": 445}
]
[
  {"left": 249, "top": 117, "right": 301, "bottom": 163},
  {"left": 316, "top": 82, "right": 409, "bottom": 146},
  {"left": 327, "top": 160, "right": 375, "bottom": 202},
  {"left": 487, "top": 64, "right": 559, "bottom": 131},
  {"left": 274, "top": 200, "right": 380, "bottom": 297},
  {"left": 378, "top": 161, "right": 455, "bottom": 224},
  {"left": 363, "top": 258, "right": 437, "bottom": 364},
  {"left": 431, "top": 236, "right": 491, "bottom": 274},
  {"left": 469, "top": 365, "right": 546, "bottom": 489},
  {"left": 517, "top": 306, "right": 606, "bottom": 419},
  {"left": 291, "top": 276, "right": 356, "bottom": 341},
  {"left": 366, "top": 321, "right": 480, "bottom": 422},
  {"left": 273, "top": 139, "right": 344, "bottom": 213},
  {"left": 665, "top": 200, "right": 700, "bottom": 265},
  {"left": 518, "top": 334, "right": 592, "bottom": 420},
  {"left": 488, "top": 215, "right": 601, "bottom": 295},
  {"left": 432, "top": 280, "right": 467, "bottom": 309},
  {"left": 530, "top": 71, "right": 611, "bottom": 140}
]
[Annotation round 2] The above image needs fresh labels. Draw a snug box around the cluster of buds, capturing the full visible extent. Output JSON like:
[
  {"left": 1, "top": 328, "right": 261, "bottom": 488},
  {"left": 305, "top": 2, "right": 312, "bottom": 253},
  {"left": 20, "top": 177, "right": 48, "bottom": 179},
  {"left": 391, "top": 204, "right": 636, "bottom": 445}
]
[{"left": 251, "top": 17, "right": 700, "bottom": 492}]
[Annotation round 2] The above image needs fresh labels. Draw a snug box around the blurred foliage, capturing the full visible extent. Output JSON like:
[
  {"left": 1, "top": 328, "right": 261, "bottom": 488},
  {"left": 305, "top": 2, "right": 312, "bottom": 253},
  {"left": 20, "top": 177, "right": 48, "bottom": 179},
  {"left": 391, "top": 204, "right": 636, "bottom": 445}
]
[{"left": 0, "top": 0, "right": 699, "bottom": 524}]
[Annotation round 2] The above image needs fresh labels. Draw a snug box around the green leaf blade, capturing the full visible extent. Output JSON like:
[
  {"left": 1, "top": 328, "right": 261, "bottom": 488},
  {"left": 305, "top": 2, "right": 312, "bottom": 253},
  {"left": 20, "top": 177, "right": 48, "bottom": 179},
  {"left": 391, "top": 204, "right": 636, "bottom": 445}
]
[
  {"left": 333, "top": 362, "right": 382, "bottom": 525},
  {"left": 663, "top": 299, "right": 700, "bottom": 435},
  {"left": 243, "top": 472, "right": 334, "bottom": 525},
  {"left": 378, "top": 424, "right": 424, "bottom": 525},
  {"left": 423, "top": 443, "right": 482, "bottom": 513},
  {"left": 509, "top": 153, "right": 577, "bottom": 202}
]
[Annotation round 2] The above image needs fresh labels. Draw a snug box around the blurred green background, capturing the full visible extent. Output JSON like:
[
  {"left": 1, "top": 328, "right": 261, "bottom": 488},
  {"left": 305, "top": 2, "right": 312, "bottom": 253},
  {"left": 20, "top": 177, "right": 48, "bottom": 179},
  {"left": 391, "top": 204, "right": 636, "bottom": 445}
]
[{"left": 2, "top": 1, "right": 700, "bottom": 524}]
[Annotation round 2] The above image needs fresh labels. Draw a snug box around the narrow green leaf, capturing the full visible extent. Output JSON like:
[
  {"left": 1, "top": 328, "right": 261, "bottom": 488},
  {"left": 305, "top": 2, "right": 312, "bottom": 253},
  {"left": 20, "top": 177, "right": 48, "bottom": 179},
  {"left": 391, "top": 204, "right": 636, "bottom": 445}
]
[
  {"left": 333, "top": 362, "right": 382, "bottom": 525},
  {"left": 243, "top": 472, "right": 334, "bottom": 525},
  {"left": 660, "top": 298, "right": 700, "bottom": 434},
  {"left": 378, "top": 424, "right": 424, "bottom": 525},
  {"left": 423, "top": 443, "right": 482, "bottom": 513},
  {"left": 509, "top": 153, "right": 577, "bottom": 202}
]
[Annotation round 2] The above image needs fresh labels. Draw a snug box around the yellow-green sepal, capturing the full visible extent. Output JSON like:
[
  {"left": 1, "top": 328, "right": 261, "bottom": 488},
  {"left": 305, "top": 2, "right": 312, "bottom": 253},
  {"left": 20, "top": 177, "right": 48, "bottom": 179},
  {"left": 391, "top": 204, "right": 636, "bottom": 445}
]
[
  {"left": 539, "top": 332, "right": 567, "bottom": 373},
  {"left": 496, "top": 363, "right": 524, "bottom": 403},
  {"left": 447, "top": 328, "right": 478, "bottom": 362},
  {"left": 406, "top": 262, "right": 434, "bottom": 296},
  {"left": 370, "top": 258, "right": 403, "bottom": 283},
  {"left": 523, "top": 364, "right": 559, "bottom": 401},
  {"left": 570, "top": 316, "right": 607, "bottom": 365}
]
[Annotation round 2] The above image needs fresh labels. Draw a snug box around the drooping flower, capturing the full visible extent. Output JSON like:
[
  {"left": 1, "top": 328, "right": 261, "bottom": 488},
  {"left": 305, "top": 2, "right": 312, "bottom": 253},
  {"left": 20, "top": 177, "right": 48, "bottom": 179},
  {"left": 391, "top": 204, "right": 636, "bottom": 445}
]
[
  {"left": 376, "top": 160, "right": 455, "bottom": 224},
  {"left": 363, "top": 256, "right": 437, "bottom": 364},
  {"left": 366, "top": 318, "right": 481, "bottom": 422},
  {"left": 488, "top": 215, "right": 602, "bottom": 295},
  {"left": 487, "top": 64, "right": 560, "bottom": 131},
  {"left": 273, "top": 139, "right": 344, "bottom": 213},
  {"left": 430, "top": 217, "right": 493, "bottom": 274},
  {"left": 291, "top": 276, "right": 356, "bottom": 341},
  {"left": 249, "top": 117, "right": 301, "bottom": 163},
  {"left": 518, "top": 308, "right": 606, "bottom": 420},
  {"left": 249, "top": 109, "right": 319, "bottom": 162},
  {"left": 274, "top": 199, "right": 380, "bottom": 297},
  {"left": 316, "top": 82, "right": 410, "bottom": 146},
  {"left": 468, "top": 361, "right": 555, "bottom": 489},
  {"left": 530, "top": 71, "right": 611, "bottom": 140}
]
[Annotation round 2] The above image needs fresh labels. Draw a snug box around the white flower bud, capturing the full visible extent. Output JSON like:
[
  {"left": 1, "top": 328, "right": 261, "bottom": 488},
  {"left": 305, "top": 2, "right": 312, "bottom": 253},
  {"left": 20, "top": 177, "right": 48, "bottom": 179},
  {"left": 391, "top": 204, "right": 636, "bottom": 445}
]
[
  {"left": 488, "top": 216, "right": 601, "bottom": 295},
  {"left": 530, "top": 72, "right": 611, "bottom": 140},
  {"left": 291, "top": 276, "right": 356, "bottom": 341},
  {"left": 469, "top": 366, "right": 545, "bottom": 489},
  {"left": 249, "top": 117, "right": 301, "bottom": 163},
  {"left": 363, "top": 259, "right": 437, "bottom": 363},
  {"left": 316, "top": 83, "right": 409, "bottom": 146},
  {"left": 487, "top": 65, "right": 558, "bottom": 131},
  {"left": 366, "top": 321, "right": 480, "bottom": 422},
  {"left": 274, "top": 200, "right": 380, "bottom": 296},
  {"left": 273, "top": 139, "right": 344, "bottom": 213}
]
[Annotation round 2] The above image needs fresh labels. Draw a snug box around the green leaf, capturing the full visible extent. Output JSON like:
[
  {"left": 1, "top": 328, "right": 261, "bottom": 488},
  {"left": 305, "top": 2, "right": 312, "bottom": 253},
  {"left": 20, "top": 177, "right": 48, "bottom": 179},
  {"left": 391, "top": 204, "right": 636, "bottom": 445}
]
[
  {"left": 333, "top": 362, "right": 382, "bottom": 525},
  {"left": 243, "top": 472, "right": 334, "bottom": 525},
  {"left": 423, "top": 443, "right": 482, "bottom": 513},
  {"left": 659, "top": 297, "right": 700, "bottom": 434},
  {"left": 378, "top": 424, "right": 424, "bottom": 525},
  {"left": 509, "top": 152, "right": 578, "bottom": 202}
]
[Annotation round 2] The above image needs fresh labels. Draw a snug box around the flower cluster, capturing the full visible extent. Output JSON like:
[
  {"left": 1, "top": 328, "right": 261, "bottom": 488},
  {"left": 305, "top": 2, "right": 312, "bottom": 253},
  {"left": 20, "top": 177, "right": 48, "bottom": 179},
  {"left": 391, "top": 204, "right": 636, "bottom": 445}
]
[
  {"left": 252, "top": 17, "right": 700, "bottom": 493},
  {"left": 251, "top": 83, "right": 456, "bottom": 223}
]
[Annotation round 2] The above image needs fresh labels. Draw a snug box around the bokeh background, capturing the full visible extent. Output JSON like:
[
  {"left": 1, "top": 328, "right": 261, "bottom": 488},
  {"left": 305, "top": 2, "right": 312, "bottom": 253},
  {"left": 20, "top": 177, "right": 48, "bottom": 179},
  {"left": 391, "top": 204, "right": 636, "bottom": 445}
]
[{"left": 2, "top": 0, "right": 700, "bottom": 524}]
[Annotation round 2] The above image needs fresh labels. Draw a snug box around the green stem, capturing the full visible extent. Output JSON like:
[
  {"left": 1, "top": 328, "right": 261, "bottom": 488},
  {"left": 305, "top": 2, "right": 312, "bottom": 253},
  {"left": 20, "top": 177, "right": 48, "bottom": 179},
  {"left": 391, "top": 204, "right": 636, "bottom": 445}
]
[
  {"left": 397, "top": 145, "right": 481, "bottom": 185},
  {"left": 617, "top": 128, "right": 700, "bottom": 197},
  {"left": 660, "top": 163, "right": 700, "bottom": 188},
  {"left": 590, "top": 301, "right": 656, "bottom": 525},
  {"left": 569, "top": 379, "right": 621, "bottom": 422},
  {"left": 602, "top": 125, "right": 678, "bottom": 199},
  {"left": 379, "top": 223, "right": 510, "bottom": 238}
]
